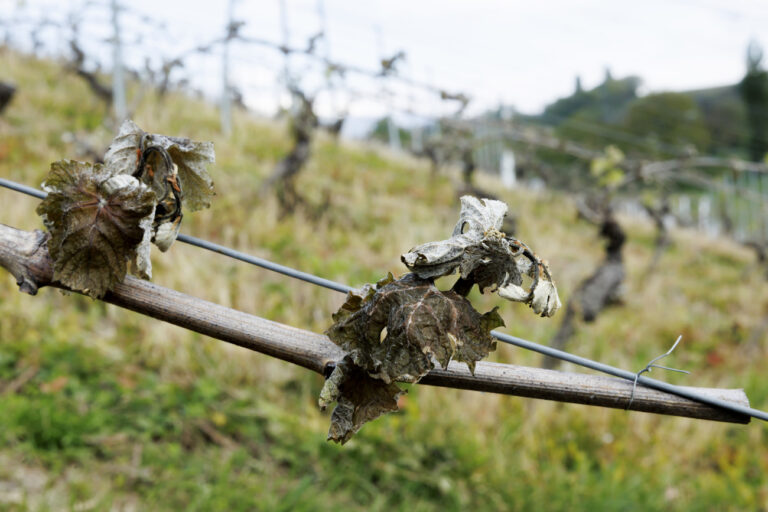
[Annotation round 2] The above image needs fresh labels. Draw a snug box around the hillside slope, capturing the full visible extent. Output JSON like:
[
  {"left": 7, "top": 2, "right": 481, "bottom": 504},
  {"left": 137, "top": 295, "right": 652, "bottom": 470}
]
[{"left": 1, "top": 49, "right": 767, "bottom": 511}]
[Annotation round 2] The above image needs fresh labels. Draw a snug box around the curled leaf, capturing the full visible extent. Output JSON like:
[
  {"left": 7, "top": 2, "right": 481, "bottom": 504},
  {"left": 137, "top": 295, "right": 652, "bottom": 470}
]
[
  {"left": 497, "top": 283, "right": 528, "bottom": 302},
  {"left": 328, "top": 272, "right": 502, "bottom": 382},
  {"left": 37, "top": 160, "right": 155, "bottom": 297},
  {"left": 402, "top": 196, "right": 561, "bottom": 317},
  {"left": 160, "top": 136, "right": 215, "bottom": 212},
  {"left": 131, "top": 207, "right": 156, "bottom": 279},
  {"left": 319, "top": 357, "right": 404, "bottom": 445},
  {"left": 530, "top": 277, "right": 562, "bottom": 317},
  {"left": 103, "top": 120, "right": 215, "bottom": 251},
  {"left": 499, "top": 258, "right": 561, "bottom": 318},
  {"left": 105, "top": 120, "right": 215, "bottom": 209},
  {"left": 401, "top": 196, "right": 513, "bottom": 286},
  {"left": 103, "top": 121, "right": 144, "bottom": 181},
  {"left": 153, "top": 216, "right": 182, "bottom": 252},
  {"left": 321, "top": 272, "right": 502, "bottom": 443}
]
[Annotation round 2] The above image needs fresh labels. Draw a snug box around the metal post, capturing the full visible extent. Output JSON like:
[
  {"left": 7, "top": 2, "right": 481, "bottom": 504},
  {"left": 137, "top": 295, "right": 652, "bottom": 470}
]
[
  {"left": 279, "top": 0, "right": 291, "bottom": 89},
  {"left": 501, "top": 149, "right": 516, "bottom": 189},
  {"left": 386, "top": 115, "right": 401, "bottom": 151},
  {"left": 220, "top": 0, "right": 235, "bottom": 137},
  {"left": 761, "top": 172, "right": 768, "bottom": 241},
  {"left": 316, "top": 0, "right": 337, "bottom": 116},
  {"left": 375, "top": 25, "right": 400, "bottom": 151},
  {"left": 411, "top": 124, "right": 423, "bottom": 154},
  {"left": 110, "top": 0, "right": 126, "bottom": 123}
]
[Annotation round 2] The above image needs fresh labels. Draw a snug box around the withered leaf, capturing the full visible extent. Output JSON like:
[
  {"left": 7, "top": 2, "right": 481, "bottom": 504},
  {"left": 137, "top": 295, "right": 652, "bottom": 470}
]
[
  {"left": 402, "top": 196, "right": 562, "bottom": 317},
  {"left": 104, "top": 120, "right": 215, "bottom": 211},
  {"left": 131, "top": 207, "right": 156, "bottom": 279},
  {"left": 103, "top": 121, "right": 145, "bottom": 183},
  {"left": 37, "top": 160, "right": 155, "bottom": 297},
  {"left": 319, "top": 357, "right": 404, "bottom": 445},
  {"left": 103, "top": 120, "right": 214, "bottom": 252},
  {"left": 401, "top": 196, "right": 511, "bottom": 283},
  {"left": 161, "top": 136, "right": 215, "bottom": 212},
  {"left": 321, "top": 272, "right": 502, "bottom": 443},
  {"left": 328, "top": 273, "right": 502, "bottom": 382}
]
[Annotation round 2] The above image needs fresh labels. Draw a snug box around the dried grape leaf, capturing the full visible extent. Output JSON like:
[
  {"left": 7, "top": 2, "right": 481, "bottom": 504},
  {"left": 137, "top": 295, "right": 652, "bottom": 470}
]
[
  {"left": 34, "top": 121, "right": 215, "bottom": 295},
  {"left": 37, "top": 160, "right": 155, "bottom": 297},
  {"left": 319, "top": 357, "right": 404, "bottom": 445},
  {"left": 498, "top": 259, "right": 562, "bottom": 317},
  {"left": 131, "top": 206, "right": 156, "bottom": 279},
  {"left": 103, "top": 121, "right": 145, "bottom": 183},
  {"left": 402, "top": 196, "right": 562, "bottom": 317},
  {"left": 103, "top": 120, "right": 214, "bottom": 251},
  {"left": 327, "top": 273, "right": 502, "bottom": 383},
  {"left": 104, "top": 120, "right": 215, "bottom": 211},
  {"left": 161, "top": 136, "right": 215, "bottom": 212},
  {"left": 321, "top": 272, "right": 502, "bottom": 443},
  {"left": 152, "top": 215, "right": 182, "bottom": 252},
  {"left": 401, "top": 196, "right": 510, "bottom": 282},
  {"left": 321, "top": 197, "right": 563, "bottom": 442}
]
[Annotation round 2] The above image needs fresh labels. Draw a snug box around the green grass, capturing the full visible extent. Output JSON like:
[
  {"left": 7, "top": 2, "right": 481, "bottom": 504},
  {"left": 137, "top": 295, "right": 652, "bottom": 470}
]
[{"left": 0, "top": 48, "right": 767, "bottom": 511}]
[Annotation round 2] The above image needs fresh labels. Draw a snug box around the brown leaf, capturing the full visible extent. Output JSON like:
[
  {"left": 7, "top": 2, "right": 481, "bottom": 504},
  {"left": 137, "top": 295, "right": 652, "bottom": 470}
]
[
  {"left": 104, "top": 120, "right": 215, "bottom": 212},
  {"left": 319, "top": 357, "right": 404, "bottom": 445},
  {"left": 321, "top": 273, "right": 503, "bottom": 443},
  {"left": 327, "top": 273, "right": 502, "bottom": 383},
  {"left": 37, "top": 160, "right": 155, "bottom": 297},
  {"left": 103, "top": 120, "right": 215, "bottom": 254}
]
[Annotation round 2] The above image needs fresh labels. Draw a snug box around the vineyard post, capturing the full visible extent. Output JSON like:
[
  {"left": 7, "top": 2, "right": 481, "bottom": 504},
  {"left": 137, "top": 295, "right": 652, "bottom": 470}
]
[
  {"left": 110, "top": 0, "right": 127, "bottom": 122},
  {"left": 220, "top": 0, "right": 235, "bottom": 137}
]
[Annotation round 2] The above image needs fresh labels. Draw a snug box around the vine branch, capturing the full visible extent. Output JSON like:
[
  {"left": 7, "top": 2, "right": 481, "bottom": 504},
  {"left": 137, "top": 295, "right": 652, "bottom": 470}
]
[{"left": 0, "top": 223, "right": 751, "bottom": 424}]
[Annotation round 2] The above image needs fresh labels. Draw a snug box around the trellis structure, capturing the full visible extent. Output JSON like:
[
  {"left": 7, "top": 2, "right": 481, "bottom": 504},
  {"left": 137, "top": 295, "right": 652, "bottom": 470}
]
[{"left": 1, "top": 177, "right": 767, "bottom": 425}]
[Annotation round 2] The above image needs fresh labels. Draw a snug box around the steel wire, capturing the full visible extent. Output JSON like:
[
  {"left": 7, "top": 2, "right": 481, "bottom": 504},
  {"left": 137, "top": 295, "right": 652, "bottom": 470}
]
[{"left": 2, "top": 177, "right": 766, "bottom": 422}]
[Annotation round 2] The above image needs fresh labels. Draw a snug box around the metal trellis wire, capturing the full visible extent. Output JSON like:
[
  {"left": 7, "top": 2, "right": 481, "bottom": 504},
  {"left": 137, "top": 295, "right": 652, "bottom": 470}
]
[{"left": 1, "top": 176, "right": 767, "bottom": 422}]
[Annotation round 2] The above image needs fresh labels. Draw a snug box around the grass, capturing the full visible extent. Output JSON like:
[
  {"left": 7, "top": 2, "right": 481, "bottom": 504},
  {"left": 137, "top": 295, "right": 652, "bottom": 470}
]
[{"left": 0, "top": 48, "right": 767, "bottom": 511}]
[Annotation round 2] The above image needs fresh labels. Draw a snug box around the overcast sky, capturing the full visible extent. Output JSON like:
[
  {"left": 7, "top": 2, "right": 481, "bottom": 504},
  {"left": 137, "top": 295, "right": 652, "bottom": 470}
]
[{"left": 5, "top": 0, "right": 768, "bottom": 121}]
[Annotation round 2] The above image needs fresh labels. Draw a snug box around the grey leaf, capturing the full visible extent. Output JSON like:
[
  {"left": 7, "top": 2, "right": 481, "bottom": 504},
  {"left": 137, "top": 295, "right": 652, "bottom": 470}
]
[
  {"left": 105, "top": 120, "right": 215, "bottom": 211},
  {"left": 401, "top": 195, "right": 562, "bottom": 317}
]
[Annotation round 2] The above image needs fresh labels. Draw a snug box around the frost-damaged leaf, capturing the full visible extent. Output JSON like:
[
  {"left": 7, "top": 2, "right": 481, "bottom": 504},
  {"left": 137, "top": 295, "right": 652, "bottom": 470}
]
[
  {"left": 36, "top": 160, "right": 155, "bottom": 297},
  {"left": 402, "top": 196, "right": 562, "bottom": 317},
  {"left": 327, "top": 273, "right": 502, "bottom": 383},
  {"left": 498, "top": 258, "right": 562, "bottom": 317},
  {"left": 103, "top": 120, "right": 214, "bottom": 252},
  {"left": 131, "top": 207, "right": 156, "bottom": 279},
  {"left": 319, "top": 357, "right": 404, "bottom": 445},
  {"left": 320, "top": 197, "right": 563, "bottom": 443},
  {"left": 104, "top": 120, "right": 215, "bottom": 211},
  {"left": 321, "top": 273, "right": 503, "bottom": 443},
  {"left": 401, "top": 196, "right": 510, "bottom": 283},
  {"left": 103, "top": 120, "right": 145, "bottom": 179},
  {"left": 160, "top": 136, "right": 215, "bottom": 211}
]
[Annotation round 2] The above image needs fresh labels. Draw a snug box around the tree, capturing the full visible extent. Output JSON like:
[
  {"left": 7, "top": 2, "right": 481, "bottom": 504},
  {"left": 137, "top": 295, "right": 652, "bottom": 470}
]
[
  {"left": 543, "top": 73, "right": 641, "bottom": 130},
  {"left": 739, "top": 41, "right": 768, "bottom": 161},
  {"left": 691, "top": 86, "right": 747, "bottom": 154},
  {"left": 623, "top": 92, "right": 710, "bottom": 155}
]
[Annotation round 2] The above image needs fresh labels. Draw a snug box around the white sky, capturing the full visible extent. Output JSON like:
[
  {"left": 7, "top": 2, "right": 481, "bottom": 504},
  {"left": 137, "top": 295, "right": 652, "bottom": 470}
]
[{"left": 4, "top": 0, "right": 768, "bottom": 121}]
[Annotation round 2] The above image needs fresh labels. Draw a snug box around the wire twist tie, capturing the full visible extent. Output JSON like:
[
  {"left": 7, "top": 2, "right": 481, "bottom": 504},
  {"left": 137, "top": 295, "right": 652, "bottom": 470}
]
[{"left": 627, "top": 335, "right": 690, "bottom": 410}]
